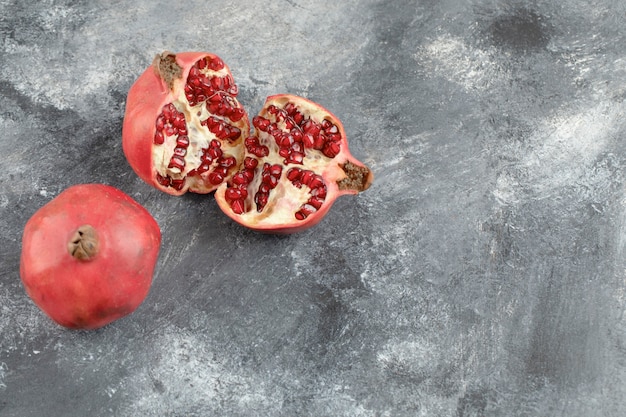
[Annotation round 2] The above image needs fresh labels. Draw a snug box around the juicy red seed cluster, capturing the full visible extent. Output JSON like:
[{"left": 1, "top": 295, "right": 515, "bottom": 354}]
[
  {"left": 168, "top": 134, "right": 190, "bottom": 171},
  {"left": 255, "top": 163, "right": 283, "bottom": 212},
  {"left": 302, "top": 118, "right": 342, "bottom": 158},
  {"left": 252, "top": 102, "right": 342, "bottom": 163},
  {"left": 201, "top": 116, "right": 242, "bottom": 141},
  {"left": 187, "top": 139, "right": 237, "bottom": 185},
  {"left": 156, "top": 173, "right": 185, "bottom": 191},
  {"left": 286, "top": 168, "right": 327, "bottom": 220},
  {"left": 184, "top": 58, "right": 244, "bottom": 123},
  {"left": 225, "top": 157, "right": 259, "bottom": 214},
  {"left": 154, "top": 103, "right": 187, "bottom": 145},
  {"left": 244, "top": 136, "right": 270, "bottom": 157}
]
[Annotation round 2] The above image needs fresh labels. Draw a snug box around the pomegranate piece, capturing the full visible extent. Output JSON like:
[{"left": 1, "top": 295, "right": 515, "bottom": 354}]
[
  {"left": 123, "top": 52, "right": 249, "bottom": 195},
  {"left": 19, "top": 184, "right": 161, "bottom": 329},
  {"left": 214, "top": 94, "right": 373, "bottom": 233}
]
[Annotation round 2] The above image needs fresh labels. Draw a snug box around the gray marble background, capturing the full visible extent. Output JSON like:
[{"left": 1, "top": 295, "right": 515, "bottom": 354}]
[{"left": 1, "top": 0, "right": 626, "bottom": 416}]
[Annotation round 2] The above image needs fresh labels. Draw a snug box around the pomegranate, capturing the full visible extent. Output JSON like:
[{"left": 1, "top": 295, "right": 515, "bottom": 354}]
[
  {"left": 214, "top": 94, "right": 373, "bottom": 233},
  {"left": 20, "top": 184, "right": 161, "bottom": 329},
  {"left": 123, "top": 51, "right": 373, "bottom": 233},
  {"left": 123, "top": 51, "right": 249, "bottom": 195}
]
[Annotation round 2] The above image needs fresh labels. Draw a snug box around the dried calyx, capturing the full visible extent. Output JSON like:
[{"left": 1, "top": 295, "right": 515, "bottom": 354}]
[{"left": 67, "top": 225, "right": 99, "bottom": 261}]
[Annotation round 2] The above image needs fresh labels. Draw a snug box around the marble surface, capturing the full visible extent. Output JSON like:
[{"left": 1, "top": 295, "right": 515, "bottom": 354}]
[{"left": 1, "top": 0, "right": 626, "bottom": 416}]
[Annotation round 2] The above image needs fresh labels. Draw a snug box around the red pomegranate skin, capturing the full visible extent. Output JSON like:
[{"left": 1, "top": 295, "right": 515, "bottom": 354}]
[{"left": 19, "top": 184, "right": 161, "bottom": 330}]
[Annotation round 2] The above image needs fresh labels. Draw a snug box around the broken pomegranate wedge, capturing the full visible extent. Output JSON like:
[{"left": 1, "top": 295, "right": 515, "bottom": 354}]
[
  {"left": 123, "top": 51, "right": 249, "bottom": 195},
  {"left": 123, "top": 51, "right": 373, "bottom": 233},
  {"left": 214, "top": 94, "right": 373, "bottom": 233}
]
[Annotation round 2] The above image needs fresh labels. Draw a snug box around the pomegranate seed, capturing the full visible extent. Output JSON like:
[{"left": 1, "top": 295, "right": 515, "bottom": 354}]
[
  {"left": 308, "top": 196, "right": 324, "bottom": 209},
  {"left": 322, "top": 119, "right": 333, "bottom": 130},
  {"left": 323, "top": 142, "right": 341, "bottom": 158},
  {"left": 230, "top": 198, "right": 245, "bottom": 214},
  {"left": 210, "top": 77, "right": 224, "bottom": 90},
  {"left": 156, "top": 115, "right": 165, "bottom": 131},
  {"left": 232, "top": 172, "right": 248, "bottom": 185},
  {"left": 164, "top": 124, "right": 176, "bottom": 137},
  {"left": 226, "top": 188, "right": 243, "bottom": 200},
  {"left": 284, "top": 102, "right": 296, "bottom": 115},
  {"left": 208, "top": 93, "right": 222, "bottom": 103},
  {"left": 254, "top": 146, "right": 269, "bottom": 157},
  {"left": 174, "top": 113, "right": 186, "bottom": 129},
  {"left": 293, "top": 111, "right": 304, "bottom": 125},
  {"left": 302, "top": 133, "right": 315, "bottom": 148},
  {"left": 300, "top": 170, "right": 314, "bottom": 186},
  {"left": 279, "top": 148, "right": 291, "bottom": 158},
  {"left": 312, "top": 185, "right": 327, "bottom": 198},
  {"left": 168, "top": 156, "right": 185, "bottom": 170},
  {"left": 313, "top": 134, "right": 326, "bottom": 150},
  {"left": 219, "top": 156, "right": 236, "bottom": 168},
  {"left": 173, "top": 147, "right": 187, "bottom": 157},
  {"left": 154, "top": 131, "right": 165, "bottom": 145},
  {"left": 176, "top": 135, "right": 190, "bottom": 147},
  {"left": 228, "top": 126, "right": 241, "bottom": 140},
  {"left": 208, "top": 146, "right": 222, "bottom": 160},
  {"left": 286, "top": 168, "right": 301, "bottom": 181},
  {"left": 302, "top": 120, "right": 320, "bottom": 135},
  {"left": 230, "top": 108, "right": 245, "bottom": 122},
  {"left": 286, "top": 151, "right": 304, "bottom": 165},
  {"left": 171, "top": 179, "right": 185, "bottom": 191},
  {"left": 308, "top": 175, "right": 324, "bottom": 190},
  {"left": 244, "top": 157, "right": 258, "bottom": 170},
  {"left": 292, "top": 142, "right": 303, "bottom": 153},
  {"left": 162, "top": 103, "right": 175, "bottom": 119},
  {"left": 196, "top": 57, "right": 206, "bottom": 70},
  {"left": 243, "top": 169, "right": 255, "bottom": 181},
  {"left": 156, "top": 173, "right": 170, "bottom": 186},
  {"left": 328, "top": 133, "right": 341, "bottom": 142},
  {"left": 197, "top": 163, "right": 211, "bottom": 174},
  {"left": 213, "top": 166, "right": 228, "bottom": 176},
  {"left": 208, "top": 172, "right": 224, "bottom": 185},
  {"left": 269, "top": 165, "right": 282, "bottom": 177},
  {"left": 207, "top": 56, "right": 225, "bottom": 71},
  {"left": 253, "top": 116, "right": 270, "bottom": 131},
  {"left": 291, "top": 128, "right": 303, "bottom": 141},
  {"left": 255, "top": 193, "right": 269, "bottom": 211},
  {"left": 267, "top": 105, "right": 278, "bottom": 115}
]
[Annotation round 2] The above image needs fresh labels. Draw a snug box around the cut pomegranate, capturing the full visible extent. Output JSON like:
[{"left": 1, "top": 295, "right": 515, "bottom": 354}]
[
  {"left": 214, "top": 94, "right": 373, "bottom": 233},
  {"left": 123, "top": 52, "right": 248, "bottom": 195},
  {"left": 123, "top": 52, "right": 373, "bottom": 233}
]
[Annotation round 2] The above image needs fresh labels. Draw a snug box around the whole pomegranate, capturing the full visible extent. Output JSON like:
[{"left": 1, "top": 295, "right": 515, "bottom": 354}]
[
  {"left": 123, "top": 51, "right": 373, "bottom": 233},
  {"left": 20, "top": 184, "right": 161, "bottom": 329}
]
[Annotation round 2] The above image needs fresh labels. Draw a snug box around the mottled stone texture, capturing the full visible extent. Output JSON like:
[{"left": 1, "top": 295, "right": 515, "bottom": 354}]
[{"left": 1, "top": 0, "right": 626, "bottom": 416}]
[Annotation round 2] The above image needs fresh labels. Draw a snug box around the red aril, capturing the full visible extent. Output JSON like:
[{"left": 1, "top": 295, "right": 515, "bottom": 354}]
[{"left": 123, "top": 51, "right": 249, "bottom": 195}]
